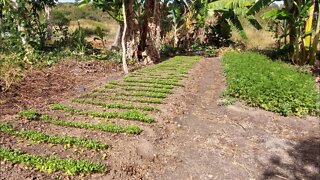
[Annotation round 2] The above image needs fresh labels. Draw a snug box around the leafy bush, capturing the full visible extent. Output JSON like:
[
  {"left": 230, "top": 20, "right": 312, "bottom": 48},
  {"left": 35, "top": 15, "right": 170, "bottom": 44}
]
[{"left": 222, "top": 51, "right": 319, "bottom": 116}]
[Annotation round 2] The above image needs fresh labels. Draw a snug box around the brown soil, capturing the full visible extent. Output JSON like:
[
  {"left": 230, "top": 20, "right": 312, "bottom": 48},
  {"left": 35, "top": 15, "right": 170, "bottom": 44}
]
[
  {"left": 0, "top": 57, "right": 319, "bottom": 180},
  {"left": 0, "top": 59, "right": 122, "bottom": 116}
]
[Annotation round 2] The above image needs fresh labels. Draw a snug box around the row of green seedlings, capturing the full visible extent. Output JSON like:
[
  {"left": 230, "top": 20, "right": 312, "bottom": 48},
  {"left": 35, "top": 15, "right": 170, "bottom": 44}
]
[
  {"left": 71, "top": 98, "right": 159, "bottom": 111},
  {"left": 94, "top": 85, "right": 173, "bottom": 94},
  {"left": 71, "top": 98, "right": 158, "bottom": 111},
  {"left": 0, "top": 146, "right": 106, "bottom": 175},
  {"left": 19, "top": 110, "right": 142, "bottom": 134},
  {"left": 50, "top": 103, "right": 155, "bottom": 123},
  {"left": 0, "top": 123, "right": 108, "bottom": 150},
  {"left": 127, "top": 74, "right": 185, "bottom": 81},
  {"left": 82, "top": 94, "right": 163, "bottom": 104},
  {"left": 123, "top": 78, "right": 184, "bottom": 87}
]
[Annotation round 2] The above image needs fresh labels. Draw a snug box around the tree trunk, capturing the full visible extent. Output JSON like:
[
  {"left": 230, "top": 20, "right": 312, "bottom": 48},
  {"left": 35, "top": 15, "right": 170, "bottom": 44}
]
[
  {"left": 45, "top": 5, "right": 52, "bottom": 41},
  {"left": 153, "top": 0, "right": 161, "bottom": 61},
  {"left": 0, "top": 5, "right": 3, "bottom": 29},
  {"left": 121, "top": 1, "right": 129, "bottom": 74},
  {"left": 310, "top": 6, "right": 320, "bottom": 65},
  {"left": 112, "top": 22, "right": 123, "bottom": 49},
  {"left": 12, "top": 0, "right": 26, "bottom": 45},
  {"left": 125, "top": 0, "right": 138, "bottom": 60},
  {"left": 139, "top": 0, "right": 150, "bottom": 53},
  {"left": 173, "top": 25, "right": 178, "bottom": 48}
]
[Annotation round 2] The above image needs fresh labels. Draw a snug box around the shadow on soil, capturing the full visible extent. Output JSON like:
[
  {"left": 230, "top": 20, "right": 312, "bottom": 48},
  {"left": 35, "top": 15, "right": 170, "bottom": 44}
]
[{"left": 263, "top": 137, "right": 320, "bottom": 179}]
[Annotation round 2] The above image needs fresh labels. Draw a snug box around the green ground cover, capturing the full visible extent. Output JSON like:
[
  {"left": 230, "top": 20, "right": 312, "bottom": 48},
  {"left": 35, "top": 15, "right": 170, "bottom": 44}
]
[{"left": 222, "top": 52, "right": 319, "bottom": 116}]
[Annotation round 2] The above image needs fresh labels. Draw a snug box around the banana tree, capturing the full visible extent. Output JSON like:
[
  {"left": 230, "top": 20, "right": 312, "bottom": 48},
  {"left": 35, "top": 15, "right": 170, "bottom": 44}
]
[
  {"left": 208, "top": 0, "right": 262, "bottom": 39},
  {"left": 167, "top": 1, "right": 187, "bottom": 48},
  {"left": 248, "top": 0, "right": 320, "bottom": 65}
]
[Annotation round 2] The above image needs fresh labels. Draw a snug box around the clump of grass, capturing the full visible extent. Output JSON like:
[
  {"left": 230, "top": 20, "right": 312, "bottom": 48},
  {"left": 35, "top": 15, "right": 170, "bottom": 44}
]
[
  {"left": 19, "top": 110, "right": 142, "bottom": 134},
  {"left": 71, "top": 98, "right": 159, "bottom": 111},
  {"left": 0, "top": 147, "right": 106, "bottom": 175},
  {"left": 50, "top": 103, "right": 155, "bottom": 123},
  {"left": 223, "top": 51, "right": 319, "bottom": 116},
  {"left": 0, "top": 123, "right": 108, "bottom": 150}
]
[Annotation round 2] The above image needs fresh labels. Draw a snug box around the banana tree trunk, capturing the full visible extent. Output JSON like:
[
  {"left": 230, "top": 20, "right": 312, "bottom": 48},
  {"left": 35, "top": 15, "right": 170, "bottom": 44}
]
[
  {"left": 12, "top": 0, "right": 26, "bottom": 45},
  {"left": 0, "top": 5, "right": 2, "bottom": 29},
  {"left": 146, "top": 0, "right": 161, "bottom": 62},
  {"left": 125, "top": 0, "right": 138, "bottom": 60},
  {"left": 112, "top": 22, "right": 123, "bottom": 49},
  {"left": 121, "top": 1, "right": 129, "bottom": 74},
  {"left": 45, "top": 5, "right": 52, "bottom": 41},
  {"left": 310, "top": 4, "right": 320, "bottom": 65},
  {"left": 173, "top": 25, "right": 178, "bottom": 48}
]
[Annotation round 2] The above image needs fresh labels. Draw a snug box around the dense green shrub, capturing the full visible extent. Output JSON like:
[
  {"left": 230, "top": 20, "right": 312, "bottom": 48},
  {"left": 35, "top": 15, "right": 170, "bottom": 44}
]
[{"left": 222, "top": 51, "right": 319, "bottom": 116}]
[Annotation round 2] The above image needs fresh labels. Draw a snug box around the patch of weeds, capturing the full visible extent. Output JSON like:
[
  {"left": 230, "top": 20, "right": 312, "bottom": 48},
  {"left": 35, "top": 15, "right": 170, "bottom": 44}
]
[
  {"left": 223, "top": 51, "right": 319, "bottom": 116},
  {"left": 19, "top": 110, "right": 142, "bottom": 134},
  {"left": 71, "top": 98, "right": 159, "bottom": 111},
  {"left": 0, "top": 147, "right": 106, "bottom": 175},
  {"left": 217, "top": 98, "right": 236, "bottom": 106},
  {"left": 50, "top": 104, "right": 155, "bottom": 123},
  {"left": 0, "top": 123, "right": 108, "bottom": 150}
]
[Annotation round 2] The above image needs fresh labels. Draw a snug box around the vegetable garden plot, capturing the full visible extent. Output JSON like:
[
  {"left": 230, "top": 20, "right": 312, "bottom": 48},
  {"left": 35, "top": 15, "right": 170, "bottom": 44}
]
[{"left": 1, "top": 56, "right": 201, "bottom": 177}]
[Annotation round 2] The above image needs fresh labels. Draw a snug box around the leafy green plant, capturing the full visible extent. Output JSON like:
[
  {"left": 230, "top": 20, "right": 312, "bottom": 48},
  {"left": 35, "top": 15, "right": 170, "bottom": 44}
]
[
  {"left": 50, "top": 103, "right": 155, "bottom": 123},
  {"left": 19, "top": 110, "right": 141, "bottom": 134},
  {"left": 0, "top": 123, "right": 108, "bottom": 150},
  {"left": 223, "top": 51, "right": 319, "bottom": 116},
  {"left": 0, "top": 147, "right": 106, "bottom": 175}
]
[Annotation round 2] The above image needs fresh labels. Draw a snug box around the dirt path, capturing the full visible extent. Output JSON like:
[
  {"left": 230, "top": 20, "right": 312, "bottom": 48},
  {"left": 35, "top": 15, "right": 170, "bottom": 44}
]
[{"left": 150, "top": 58, "right": 320, "bottom": 179}]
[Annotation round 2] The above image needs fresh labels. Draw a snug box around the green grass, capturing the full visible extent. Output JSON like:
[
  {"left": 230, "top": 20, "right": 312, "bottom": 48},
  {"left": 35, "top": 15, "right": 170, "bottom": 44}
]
[
  {"left": 0, "top": 147, "right": 106, "bottom": 175},
  {"left": 50, "top": 103, "right": 155, "bottom": 123},
  {"left": 0, "top": 123, "right": 108, "bottom": 150},
  {"left": 71, "top": 98, "right": 159, "bottom": 111},
  {"left": 223, "top": 51, "right": 319, "bottom": 116},
  {"left": 19, "top": 110, "right": 142, "bottom": 134}
]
